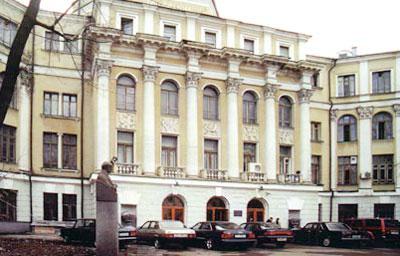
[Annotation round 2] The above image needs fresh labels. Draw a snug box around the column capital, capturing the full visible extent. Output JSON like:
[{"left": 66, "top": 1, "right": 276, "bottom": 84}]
[
  {"left": 393, "top": 104, "right": 400, "bottom": 117},
  {"left": 186, "top": 71, "right": 202, "bottom": 89},
  {"left": 142, "top": 65, "right": 159, "bottom": 82},
  {"left": 263, "top": 83, "right": 279, "bottom": 99},
  {"left": 96, "top": 59, "right": 113, "bottom": 77},
  {"left": 330, "top": 109, "right": 338, "bottom": 122},
  {"left": 226, "top": 77, "right": 242, "bottom": 94},
  {"left": 357, "top": 106, "right": 374, "bottom": 119},
  {"left": 19, "top": 69, "right": 32, "bottom": 91},
  {"left": 297, "top": 89, "right": 313, "bottom": 104}
]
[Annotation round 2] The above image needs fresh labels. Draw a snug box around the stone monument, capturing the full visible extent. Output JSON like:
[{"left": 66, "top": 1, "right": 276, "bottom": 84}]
[{"left": 96, "top": 161, "right": 118, "bottom": 256}]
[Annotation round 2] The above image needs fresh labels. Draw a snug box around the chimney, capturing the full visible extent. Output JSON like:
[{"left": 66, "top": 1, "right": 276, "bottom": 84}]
[{"left": 351, "top": 46, "right": 357, "bottom": 56}]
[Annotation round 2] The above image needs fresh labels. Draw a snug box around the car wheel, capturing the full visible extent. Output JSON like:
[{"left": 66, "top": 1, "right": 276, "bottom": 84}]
[
  {"left": 322, "top": 238, "right": 331, "bottom": 247},
  {"left": 205, "top": 239, "right": 214, "bottom": 250},
  {"left": 154, "top": 239, "right": 162, "bottom": 249}
]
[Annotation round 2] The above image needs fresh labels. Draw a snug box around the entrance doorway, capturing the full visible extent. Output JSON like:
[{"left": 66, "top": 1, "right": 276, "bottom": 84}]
[
  {"left": 207, "top": 197, "right": 228, "bottom": 221},
  {"left": 247, "top": 199, "right": 265, "bottom": 222}
]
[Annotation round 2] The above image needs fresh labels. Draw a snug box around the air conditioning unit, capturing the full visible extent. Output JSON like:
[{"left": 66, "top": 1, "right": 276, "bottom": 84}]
[
  {"left": 350, "top": 156, "right": 358, "bottom": 164},
  {"left": 248, "top": 163, "right": 262, "bottom": 173},
  {"left": 360, "top": 172, "right": 371, "bottom": 180}
]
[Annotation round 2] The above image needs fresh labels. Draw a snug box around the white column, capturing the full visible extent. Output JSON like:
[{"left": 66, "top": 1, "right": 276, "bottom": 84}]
[
  {"left": 330, "top": 109, "right": 338, "bottom": 190},
  {"left": 226, "top": 78, "right": 241, "bottom": 179},
  {"left": 57, "top": 133, "right": 63, "bottom": 169},
  {"left": 298, "top": 39, "right": 307, "bottom": 61},
  {"left": 264, "top": 84, "right": 278, "bottom": 181},
  {"left": 144, "top": 6, "right": 155, "bottom": 34},
  {"left": 297, "top": 89, "right": 313, "bottom": 183},
  {"left": 18, "top": 71, "right": 31, "bottom": 172},
  {"left": 142, "top": 65, "right": 159, "bottom": 175},
  {"left": 396, "top": 56, "right": 400, "bottom": 94},
  {"left": 97, "top": 0, "right": 111, "bottom": 27},
  {"left": 357, "top": 106, "right": 374, "bottom": 191},
  {"left": 263, "top": 32, "right": 272, "bottom": 55},
  {"left": 185, "top": 72, "right": 201, "bottom": 177},
  {"left": 186, "top": 15, "right": 197, "bottom": 41},
  {"left": 95, "top": 59, "right": 113, "bottom": 169},
  {"left": 393, "top": 104, "right": 400, "bottom": 192},
  {"left": 227, "top": 23, "right": 236, "bottom": 48}
]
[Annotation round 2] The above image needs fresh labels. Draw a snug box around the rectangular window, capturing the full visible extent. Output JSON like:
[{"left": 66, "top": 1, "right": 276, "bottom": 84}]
[
  {"left": 44, "top": 31, "right": 60, "bottom": 51},
  {"left": 163, "top": 25, "right": 176, "bottom": 41},
  {"left": 43, "top": 193, "right": 58, "bottom": 221},
  {"left": 244, "top": 39, "right": 255, "bottom": 53},
  {"left": 121, "top": 18, "right": 133, "bottom": 35},
  {"left": 121, "top": 204, "right": 137, "bottom": 227},
  {"left": 372, "top": 155, "right": 393, "bottom": 184},
  {"left": 311, "top": 73, "right": 320, "bottom": 88},
  {"left": 311, "top": 155, "right": 321, "bottom": 184},
  {"left": 338, "top": 156, "right": 358, "bottom": 185},
  {"left": 372, "top": 70, "right": 391, "bottom": 94},
  {"left": 243, "top": 143, "right": 256, "bottom": 172},
  {"left": 63, "top": 34, "right": 79, "bottom": 54},
  {"left": 318, "top": 203, "right": 322, "bottom": 222},
  {"left": 62, "top": 94, "right": 77, "bottom": 117},
  {"left": 374, "top": 204, "right": 394, "bottom": 219},
  {"left": 161, "top": 136, "right": 177, "bottom": 167},
  {"left": 117, "top": 131, "right": 134, "bottom": 164},
  {"left": 62, "top": 194, "right": 77, "bottom": 221},
  {"left": 0, "top": 189, "right": 17, "bottom": 222},
  {"left": 62, "top": 134, "right": 77, "bottom": 169},
  {"left": 279, "top": 146, "right": 291, "bottom": 174},
  {"left": 337, "top": 75, "right": 355, "bottom": 97},
  {"left": 279, "top": 46, "right": 290, "bottom": 58},
  {"left": 43, "top": 132, "right": 58, "bottom": 168},
  {"left": 44, "top": 92, "right": 59, "bottom": 116},
  {"left": 205, "top": 32, "right": 217, "bottom": 47},
  {"left": 0, "top": 125, "right": 16, "bottom": 163},
  {"left": 0, "top": 17, "right": 17, "bottom": 46},
  {"left": 204, "top": 139, "right": 218, "bottom": 170},
  {"left": 338, "top": 204, "right": 358, "bottom": 222},
  {"left": 311, "top": 122, "right": 321, "bottom": 141},
  {"left": 288, "top": 210, "right": 300, "bottom": 229}
]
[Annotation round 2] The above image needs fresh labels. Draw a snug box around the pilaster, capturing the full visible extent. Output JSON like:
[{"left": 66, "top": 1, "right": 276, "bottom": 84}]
[
  {"left": 330, "top": 109, "right": 338, "bottom": 190},
  {"left": 393, "top": 104, "right": 400, "bottom": 191},
  {"left": 18, "top": 69, "right": 31, "bottom": 172}
]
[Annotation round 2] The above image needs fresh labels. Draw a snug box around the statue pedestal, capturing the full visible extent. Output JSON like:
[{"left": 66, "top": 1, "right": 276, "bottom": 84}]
[{"left": 96, "top": 201, "right": 118, "bottom": 256}]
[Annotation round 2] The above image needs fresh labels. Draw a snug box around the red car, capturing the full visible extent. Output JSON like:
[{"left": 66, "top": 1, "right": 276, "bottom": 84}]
[{"left": 240, "top": 222, "right": 293, "bottom": 248}]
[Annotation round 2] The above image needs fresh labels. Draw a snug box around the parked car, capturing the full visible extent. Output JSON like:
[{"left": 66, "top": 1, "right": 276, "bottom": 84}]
[
  {"left": 240, "top": 222, "right": 293, "bottom": 248},
  {"left": 59, "top": 218, "right": 137, "bottom": 248},
  {"left": 293, "top": 222, "right": 371, "bottom": 247},
  {"left": 136, "top": 220, "right": 196, "bottom": 249},
  {"left": 191, "top": 221, "right": 256, "bottom": 250},
  {"left": 344, "top": 218, "right": 400, "bottom": 246}
]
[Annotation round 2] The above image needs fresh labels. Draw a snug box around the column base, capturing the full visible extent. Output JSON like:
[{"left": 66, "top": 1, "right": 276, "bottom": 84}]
[
  {"left": 143, "top": 172, "right": 157, "bottom": 177},
  {"left": 186, "top": 174, "right": 200, "bottom": 179},
  {"left": 229, "top": 177, "right": 241, "bottom": 182},
  {"left": 266, "top": 179, "right": 277, "bottom": 184}
]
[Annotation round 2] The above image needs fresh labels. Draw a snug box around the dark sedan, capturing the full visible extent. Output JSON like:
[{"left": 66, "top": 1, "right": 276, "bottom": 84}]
[
  {"left": 293, "top": 222, "right": 371, "bottom": 247},
  {"left": 240, "top": 222, "right": 293, "bottom": 248},
  {"left": 191, "top": 221, "right": 256, "bottom": 250}
]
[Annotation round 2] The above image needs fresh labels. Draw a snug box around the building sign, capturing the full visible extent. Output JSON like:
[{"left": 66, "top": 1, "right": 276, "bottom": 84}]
[{"left": 233, "top": 210, "right": 242, "bottom": 217}]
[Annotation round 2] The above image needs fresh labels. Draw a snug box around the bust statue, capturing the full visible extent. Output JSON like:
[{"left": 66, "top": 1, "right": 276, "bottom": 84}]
[{"left": 96, "top": 161, "right": 118, "bottom": 202}]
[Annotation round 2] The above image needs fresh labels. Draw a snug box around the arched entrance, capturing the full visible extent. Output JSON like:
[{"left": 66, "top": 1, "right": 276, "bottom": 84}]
[
  {"left": 247, "top": 199, "right": 265, "bottom": 222},
  {"left": 207, "top": 197, "right": 228, "bottom": 221},
  {"left": 162, "top": 195, "right": 185, "bottom": 222}
]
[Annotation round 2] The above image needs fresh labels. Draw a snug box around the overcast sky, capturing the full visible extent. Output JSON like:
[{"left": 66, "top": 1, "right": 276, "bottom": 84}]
[{"left": 18, "top": 0, "right": 399, "bottom": 58}]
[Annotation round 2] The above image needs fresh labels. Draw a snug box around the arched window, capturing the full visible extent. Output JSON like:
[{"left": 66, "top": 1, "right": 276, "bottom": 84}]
[
  {"left": 372, "top": 112, "right": 393, "bottom": 140},
  {"left": 161, "top": 81, "right": 178, "bottom": 115},
  {"left": 243, "top": 91, "right": 257, "bottom": 124},
  {"left": 338, "top": 115, "right": 357, "bottom": 142},
  {"left": 117, "top": 75, "right": 135, "bottom": 111},
  {"left": 203, "top": 86, "right": 219, "bottom": 120},
  {"left": 162, "top": 195, "right": 184, "bottom": 222},
  {"left": 206, "top": 197, "right": 228, "bottom": 221},
  {"left": 247, "top": 199, "right": 264, "bottom": 222},
  {"left": 279, "top": 96, "right": 292, "bottom": 128}
]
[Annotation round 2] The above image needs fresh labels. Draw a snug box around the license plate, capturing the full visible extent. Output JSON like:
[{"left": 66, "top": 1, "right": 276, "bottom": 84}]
[
  {"left": 277, "top": 238, "right": 287, "bottom": 242},
  {"left": 174, "top": 234, "right": 187, "bottom": 238},
  {"left": 352, "top": 235, "right": 361, "bottom": 239},
  {"left": 391, "top": 231, "right": 399, "bottom": 235},
  {"left": 235, "top": 234, "right": 246, "bottom": 238},
  {"left": 119, "top": 232, "right": 129, "bottom": 237}
]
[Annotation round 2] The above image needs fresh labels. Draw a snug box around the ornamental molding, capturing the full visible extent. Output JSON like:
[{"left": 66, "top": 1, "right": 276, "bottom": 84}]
[
  {"left": 226, "top": 77, "right": 242, "bottom": 94},
  {"left": 279, "top": 128, "right": 294, "bottom": 145},
  {"left": 393, "top": 104, "right": 400, "bottom": 117},
  {"left": 243, "top": 125, "right": 259, "bottom": 141},
  {"left": 330, "top": 109, "right": 338, "bottom": 122},
  {"left": 116, "top": 112, "right": 136, "bottom": 130},
  {"left": 356, "top": 106, "right": 374, "bottom": 119},
  {"left": 185, "top": 71, "right": 202, "bottom": 89},
  {"left": 203, "top": 120, "right": 220, "bottom": 138},
  {"left": 161, "top": 117, "right": 179, "bottom": 134},
  {"left": 96, "top": 59, "right": 113, "bottom": 77},
  {"left": 142, "top": 65, "right": 159, "bottom": 82},
  {"left": 297, "top": 89, "right": 313, "bottom": 104},
  {"left": 263, "top": 83, "right": 279, "bottom": 99},
  {"left": 19, "top": 69, "right": 32, "bottom": 91}
]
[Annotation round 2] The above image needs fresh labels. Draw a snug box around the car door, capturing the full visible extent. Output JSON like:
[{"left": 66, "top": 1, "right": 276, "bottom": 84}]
[
  {"left": 191, "top": 222, "right": 203, "bottom": 245},
  {"left": 148, "top": 221, "right": 158, "bottom": 242},
  {"left": 83, "top": 219, "right": 96, "bottom": 244},
  {"left": 309, "top": 223, "right": 319, "bottom": 244},
  {"left": 137, "top": 221, "right": 150, "bottom": 242},
  {"left": 200, "top": 223, "right": 213, "bottom": 240},
  {"left": 300, "top": 223, "right": 313, "bottom": 244},
  {"left": 73, "top": 219, "right": 84, "bottom": 242}
]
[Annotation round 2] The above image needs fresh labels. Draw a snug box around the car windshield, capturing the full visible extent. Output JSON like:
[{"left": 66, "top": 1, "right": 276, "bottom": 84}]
[
  {"left": 159, "top": 221, "right": 185, "bottom": 229},
  {"left": 260, "top": 223, "right": 280, "bottom": 230},
  {"left": 215, "top": 222, "right": 240, "bottom": 230},
  {"left": 385, "top": 220, "right": 400, "bottom": 228},
  {"left": 325, "top": 223, "right": 351, "bottom": 231}
]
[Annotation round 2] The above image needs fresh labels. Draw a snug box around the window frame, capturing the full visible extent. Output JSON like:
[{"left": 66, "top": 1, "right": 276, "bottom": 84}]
[
  {"left": 311, "top": 122, "right": 322, "bottom": 142},
  {"left": 372, "top": 155, "right": 394, "bottom": 184},
  {"left": 337, "top": 115, "right": 357, "bottom": 142},
  {"left": 116, "top": 13, "right": 138, "bottom": 35},
  {"left": 43, "top": 132, "right": 58, "bottom": 169},
  {"left": 0, "top": 125, "right": 16, "bottom": 163},
  {"left": 372, "top": 70, "right": 391, "bottom": 94},
  {"left": 337, "top": 74, "right": 356, "bottom": 97},
  {"left": 117, "top": 131, "right": 134, "bottom": 164},
  {"left": 204, "top": 139, "right": 218, "bottom": 170},
  {"left": 44, "top": 31, "right": 61, "bottom": 51},
  {"left": 279, "top": 96, "right": 292, "bottom": 128},
  {"left": 203, "top": 86, "right": 219, "bottom": 120},
  {"left": 372, "top": 112, "right": 393, "bottom": 140},
  {"left": 43, "top": 192, "right": 58, "bottom": 221},
  {"left": 0, "top": 189, "right": 17, "bottom": 222},
  {"left": 43, "top": 92, "right": 59, "bottom": 116},
  {"left": 62, "top": 93, "right": 77, "bottom": 118},
  {"left": 242, "top": 91, "right": 257, "bottom": 124},
  {"left": 201, "top": 27, "right": 222, "bottom": 48},
  {"left": 161, "top": 135, "right": 178, "bottom": 167},
  {"left": 337, "top": 156, "right": 358, "bottom": 185},
  {"left": 311, "top": 155, "right": 321, "bottom": 185},
  {"left": 161, "top": 81, "right": 179, "bottom": 116},
  {"left": 160, "top": 20, "right": 181, "bottom": 42},
  {"left": 62, "top": 194, "right": 77, "bottom": 221},
  {"left": 116, "top": 75, "right": 136, "bottom": 112},
  {"left": 62, "top": 134, "right": 77, "bottom": 170},
  {"left": 243, "top": 143, "right": 257, "bottom": 172},
  {"left": 0, "top": 16, "right": 18, "bottom": 47}
]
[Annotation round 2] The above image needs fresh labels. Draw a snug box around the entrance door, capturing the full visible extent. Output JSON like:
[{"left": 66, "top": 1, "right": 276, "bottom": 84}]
[
  {"left": 162, "top": 195, "right": 185, "bottom": 222},
  {"left": 207, "top": 197, "right": 228, "bottom": 221},
  {"left": 247, "top": 199, "right": 265, "bottom": 222}
]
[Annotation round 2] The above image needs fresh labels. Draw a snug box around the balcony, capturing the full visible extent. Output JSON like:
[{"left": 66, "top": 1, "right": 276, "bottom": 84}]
[
  {"left": 115, "top": 163, "right": 140, "bottom": 176},
  {"left": 277, "top": 173, "right": 302, "bottom": 184},
  {"left": 242, "top": 172, "right": 266, "bottom": 183},
  {"left": 157, "top": 166, "right": 186, "bottom": 178},
  {"left": 201, "top": 169, "right": 228, "bottom": 181}
]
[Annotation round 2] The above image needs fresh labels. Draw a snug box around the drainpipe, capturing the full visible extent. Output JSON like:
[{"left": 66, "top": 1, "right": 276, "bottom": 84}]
[
  {"left": 80, "top": 29, "right": 85, "bottom": 219},
  {"left": 29, "top": 26, "right": 36, "bottom": 225},
  {"left": 328, "top": 59, "right": 337, "bottom": 221}
]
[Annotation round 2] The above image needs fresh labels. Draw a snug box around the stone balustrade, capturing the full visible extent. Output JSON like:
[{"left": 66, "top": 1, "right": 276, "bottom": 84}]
[
  {"left": 115, "top": 163, "right": 140, "bottom": 176},
  {"left": 277, "top": 173, "right": 302, "bottom": 184},
  {"left": 201, "top": 169, "right": 228, "bottom": 180},
  {"left": 157, "top": 166, "right": 186, "bottom": 178}
]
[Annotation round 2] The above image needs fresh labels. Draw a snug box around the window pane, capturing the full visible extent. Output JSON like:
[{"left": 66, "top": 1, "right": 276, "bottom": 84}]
[
  {"left": 205, "top": 32, "right": 216, "bottom": 47},
  {"left": 121, "top": 18, "right": 133, "bottom": 35}
]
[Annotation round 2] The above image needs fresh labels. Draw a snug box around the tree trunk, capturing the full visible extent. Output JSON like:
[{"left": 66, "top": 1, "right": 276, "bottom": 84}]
[{"left": 0, "top": 0, "right": 41, "bottom": 127}]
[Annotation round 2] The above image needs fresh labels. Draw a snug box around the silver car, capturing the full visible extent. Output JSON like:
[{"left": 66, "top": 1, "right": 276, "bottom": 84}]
[{"left": 136, "top": 220, "right": 196, "bottom": 249}]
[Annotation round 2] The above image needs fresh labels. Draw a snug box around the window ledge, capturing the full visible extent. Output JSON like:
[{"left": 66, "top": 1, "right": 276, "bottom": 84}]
[
  {"left": 312, "top": 86, "right": 323, "bottom": 90},
  {"left": 311, "top": 140, "right": 324, "bottom": 144},
  {"left": 373, "top": 182, "right": 394, "bottom": 185},
  {"left": 116, "top": 109, "right": 136, "bottom": 114},
  {"left": 42, "top": 167, "right": 79, "bottom": 173},
  {"left": 372, "top": 138, "right": 394, "bottom": 142},
  {"left": 162, "top": 114, "right": 179, "bottom": 118},
  {"left": 41, "top": 114, "right": 80, "bottom": 121},
  {"left": 243, "top": 122, "right": 259, "bottom": 126},
  {"left": 42, "top": 49, "right": 80, "bottom": 55},
  {"left": 279, "top": 126, "right": 294, "bottom": 130},
  {"left": 204, "top": 118, "right": 220, "bottom": 122},
  {"left": 337, "top": 140, "right": 357, "bottom": 144}
]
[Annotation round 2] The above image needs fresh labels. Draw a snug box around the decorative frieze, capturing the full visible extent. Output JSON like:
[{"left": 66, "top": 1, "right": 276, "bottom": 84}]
[
  {"left": 96, "top": 59, "right": 113, "bottom": 77},
  {"left": 393, "top": 104, "right": 400, "bottom": 117},
  {"left": 161, "top": 117, "right": 179, "bottom": 134},
  {"left": 279, "top": 128, "right": 294, "bottom": 145},
  {"left": 185, "top": 71, "right": 202, "bottom": 88},
  {"left": 142, "top": 65, "right": 159, "bottom": 82},
  {"left": 203, "top": 120, "right": 220, "bottom": 137},
  {"left": 297, "top": 89, "right": 313, "bottom": 104},
  {"left": 243, "top": 125, "right": 258, "bottom": 141},
  {"left": 116, "top": 112, "right": 136, "bottom": 130},
  {"left": 226, "top": 77, "right": 242, "bottom": 94},
  {"left": 263, "top": 83, "right": 279, "bottom": 99},
  {"left": 357, "top": 106, "right": 374, "bottom": 119}
]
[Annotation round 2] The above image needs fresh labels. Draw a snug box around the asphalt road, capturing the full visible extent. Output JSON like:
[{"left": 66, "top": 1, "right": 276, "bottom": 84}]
[{"left": 123, "top": 243, "right": 400, "bottom": 256}]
